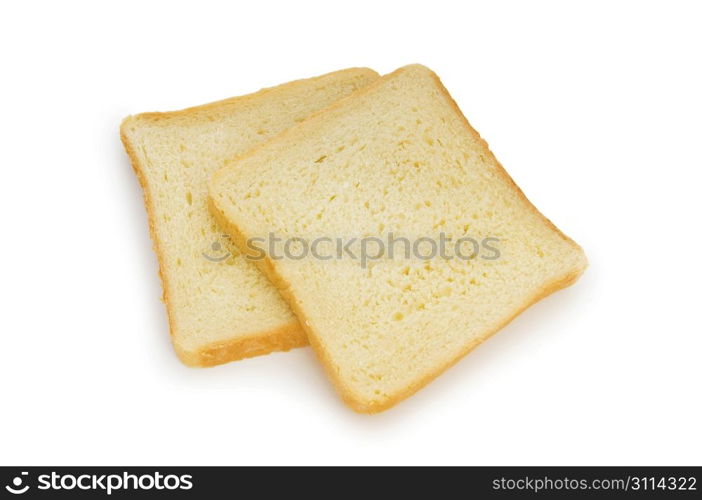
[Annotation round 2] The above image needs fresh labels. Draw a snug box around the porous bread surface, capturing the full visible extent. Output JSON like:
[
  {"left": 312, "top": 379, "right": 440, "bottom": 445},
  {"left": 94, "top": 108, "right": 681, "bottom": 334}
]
[
  {"left": 210, "top": 65, "right": 587, "bottom": 411},
  {"left": 121, "top": 68, "right": 379, "bottom": 366}
]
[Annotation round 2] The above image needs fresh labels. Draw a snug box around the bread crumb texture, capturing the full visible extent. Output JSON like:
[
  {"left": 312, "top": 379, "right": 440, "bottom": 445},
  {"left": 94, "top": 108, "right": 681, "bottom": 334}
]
[{"left": 210, "top": 64, "right": 587, "bottom": 411}]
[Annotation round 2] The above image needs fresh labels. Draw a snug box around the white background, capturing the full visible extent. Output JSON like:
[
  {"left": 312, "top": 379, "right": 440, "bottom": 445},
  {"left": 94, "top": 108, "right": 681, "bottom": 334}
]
[{"left": 1, "top": 1, "right": 700, "bottom": 466}]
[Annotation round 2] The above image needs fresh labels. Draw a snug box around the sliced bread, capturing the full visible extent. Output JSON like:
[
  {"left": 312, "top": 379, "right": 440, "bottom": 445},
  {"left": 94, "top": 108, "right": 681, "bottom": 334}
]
[
  {"left": 121, "top": 68, "right": 379, "bottom": 366},
  {"left": 209, "top": 64, "right": 587, "bottom": 411}
]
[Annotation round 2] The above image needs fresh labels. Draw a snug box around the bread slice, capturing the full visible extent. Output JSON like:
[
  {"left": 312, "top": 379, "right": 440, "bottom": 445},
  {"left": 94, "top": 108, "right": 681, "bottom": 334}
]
[
  {"left": 121, "top": 68, "right": 379, "bottom": 366},
  {"left": 209, "top": 64, "right": 587, "bottom": 412}
]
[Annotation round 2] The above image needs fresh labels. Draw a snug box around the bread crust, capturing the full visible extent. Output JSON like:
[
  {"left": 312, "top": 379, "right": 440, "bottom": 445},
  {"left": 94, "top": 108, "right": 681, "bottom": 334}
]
[
  {"left": 174, "top": 322, "right": 308, "bottom": 367},
  {"left": 209, "top": 65, "right": 587, "bottom": 411}
]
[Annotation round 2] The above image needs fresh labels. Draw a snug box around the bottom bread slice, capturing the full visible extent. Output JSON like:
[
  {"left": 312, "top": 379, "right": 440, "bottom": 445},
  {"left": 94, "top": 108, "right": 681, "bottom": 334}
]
[
  {"left": 210, "top": 64, "right": 587, "bottom": 411},
  {"left": 121, "top": 68, "right": 379, "bottom": 366}
]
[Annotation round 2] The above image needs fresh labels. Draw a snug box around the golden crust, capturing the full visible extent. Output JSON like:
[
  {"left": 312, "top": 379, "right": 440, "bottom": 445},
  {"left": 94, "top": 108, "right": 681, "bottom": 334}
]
[
  {"left": 174, "top": 322, "right": 308, "bottom": 367},
  {"left": 209, "top": 65, "right": 587, "bottom": 412},
  {"left": 126, "top": 67, "right": 379, "bottom": 125}
]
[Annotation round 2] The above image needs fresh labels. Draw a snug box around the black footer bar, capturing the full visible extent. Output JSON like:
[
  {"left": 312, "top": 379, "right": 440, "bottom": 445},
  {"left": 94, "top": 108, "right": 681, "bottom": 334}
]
[{"left": 0, "top": 466, "right": 699, "bottom": 498}]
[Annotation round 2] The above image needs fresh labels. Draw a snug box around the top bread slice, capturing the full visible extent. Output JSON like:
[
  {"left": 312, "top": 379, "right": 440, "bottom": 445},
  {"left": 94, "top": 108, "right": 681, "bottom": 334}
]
[
  {"left": 209, "top": 64, "right": 587, "bottom": 411},
  {"left": 121, "top": 68, "right": 379, "bottom": 366}
]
